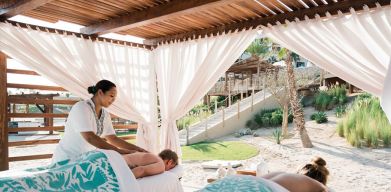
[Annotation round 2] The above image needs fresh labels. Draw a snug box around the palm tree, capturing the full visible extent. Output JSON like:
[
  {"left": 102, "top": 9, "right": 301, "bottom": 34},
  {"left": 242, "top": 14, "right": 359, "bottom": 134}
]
[
  {"left": 247, "top": 38, "right": 290, "bottom": 137},
  {"left": 279, "top": 48, "right": 313, "bottom": 148}
]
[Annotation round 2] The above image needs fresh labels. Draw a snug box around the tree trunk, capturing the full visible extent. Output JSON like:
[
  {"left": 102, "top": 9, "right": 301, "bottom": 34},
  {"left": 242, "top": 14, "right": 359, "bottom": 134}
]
[
  {"left": 285, "top": 51, "right": 313, "bottom": 148},
  {"left": 320, "top": 69, "right": 324, "bottom": 86},
  {"left": 282, "top": 102, "right": 289, "bottom": 138}
]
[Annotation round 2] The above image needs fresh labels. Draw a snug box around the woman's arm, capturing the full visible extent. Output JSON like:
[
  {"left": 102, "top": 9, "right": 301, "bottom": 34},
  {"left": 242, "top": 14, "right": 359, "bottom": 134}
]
[
  {"left": 80, "top": 132, "right": 133, "bottom": 154},
  {"left": 105, "top": 135, "right": 148, "bottom": 152}
]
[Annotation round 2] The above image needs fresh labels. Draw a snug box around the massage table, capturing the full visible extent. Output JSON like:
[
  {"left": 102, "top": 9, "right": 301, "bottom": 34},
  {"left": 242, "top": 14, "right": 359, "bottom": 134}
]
[{"left": 0, "top": 149, "right": 183, "bottom": 192}]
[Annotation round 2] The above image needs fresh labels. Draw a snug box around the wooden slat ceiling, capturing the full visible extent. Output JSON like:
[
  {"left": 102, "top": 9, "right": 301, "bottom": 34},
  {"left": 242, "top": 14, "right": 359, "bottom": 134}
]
[{"left": 0, "top": 0, "right": 389, "bottom": 45}]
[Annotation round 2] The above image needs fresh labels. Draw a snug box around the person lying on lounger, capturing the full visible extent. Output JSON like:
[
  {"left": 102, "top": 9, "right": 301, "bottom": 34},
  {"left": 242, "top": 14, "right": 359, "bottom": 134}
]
[
  {"left": 52, "top": 80, "right": 164, "bottom": 179},
  {"left": 262, "top": 156, "right": 330, "bottom": 192}
]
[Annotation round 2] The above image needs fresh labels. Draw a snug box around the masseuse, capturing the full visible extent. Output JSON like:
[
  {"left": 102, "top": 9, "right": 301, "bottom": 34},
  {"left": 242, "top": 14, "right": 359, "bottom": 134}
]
[{"left": 53, "top": 80, "right": 164, "bottom": 178}]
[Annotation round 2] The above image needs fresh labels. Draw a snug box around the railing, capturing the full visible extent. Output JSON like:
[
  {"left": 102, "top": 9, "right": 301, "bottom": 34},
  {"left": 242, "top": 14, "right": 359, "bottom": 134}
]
[
  {"left": 181, "top": 88, "right": 262, "bottom": 145},
  {"left": 4, "top": 67, "right": 137, "bottom": 165},
  {"left": 208, "top": 76, "right": 265, "bottom": 95}
]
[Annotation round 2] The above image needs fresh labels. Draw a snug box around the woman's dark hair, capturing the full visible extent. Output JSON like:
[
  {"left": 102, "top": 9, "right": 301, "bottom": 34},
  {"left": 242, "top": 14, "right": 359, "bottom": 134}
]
[
  {"left": 297, "top": 156, "right": 329, "bottom": 185},
  {"left": 87, "top": 80, "right": 116, "bottom": 95}
]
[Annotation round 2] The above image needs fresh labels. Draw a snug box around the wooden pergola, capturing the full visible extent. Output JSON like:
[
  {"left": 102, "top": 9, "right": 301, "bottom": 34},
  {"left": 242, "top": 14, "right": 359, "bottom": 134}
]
[{"left": 0, "top": 0, "right": 388, "bottom": 170}]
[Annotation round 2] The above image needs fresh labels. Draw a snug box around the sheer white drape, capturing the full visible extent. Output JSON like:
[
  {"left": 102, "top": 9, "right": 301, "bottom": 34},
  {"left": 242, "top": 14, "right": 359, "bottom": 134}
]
[
  {"left": 154, "top": 29, "right": 258, "bottom": 155},
  {"left": 0, "top": 23, "right": 159, "bottom": 153},
  {"left": 261, "top": 5, "right": 391, "bottom": 121}
]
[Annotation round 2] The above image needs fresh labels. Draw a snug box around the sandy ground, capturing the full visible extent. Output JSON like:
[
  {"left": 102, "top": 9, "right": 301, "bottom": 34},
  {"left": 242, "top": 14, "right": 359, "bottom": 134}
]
[
  {"left": 180, "top": 107, "right": 391, "bottom": 192},
  {"left": 7, "top": 107, "right": 391, "bottom": 192}
]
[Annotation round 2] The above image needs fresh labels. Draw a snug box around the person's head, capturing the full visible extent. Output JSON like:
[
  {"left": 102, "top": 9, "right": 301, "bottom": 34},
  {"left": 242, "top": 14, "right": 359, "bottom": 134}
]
[
  {"left": 297, "top": 156, "right": 329, "bottom": 185},
  {"left": 88, "top": 80, "right": 117, "bottom": 107},
  {"left": 159, "top": 149, "right": 178, "bottom": 171}
]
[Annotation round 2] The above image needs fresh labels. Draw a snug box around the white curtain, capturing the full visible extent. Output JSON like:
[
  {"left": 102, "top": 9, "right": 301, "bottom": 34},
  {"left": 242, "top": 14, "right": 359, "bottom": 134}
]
[
  {"left": 0, "top": 22, "right": 159, "bottom": 153},
  {"left": 154, "top": 29, "right": 258, "bottom": 155},
  {"left": 261, "top": 5, "right": 391, "bottom": 121}
]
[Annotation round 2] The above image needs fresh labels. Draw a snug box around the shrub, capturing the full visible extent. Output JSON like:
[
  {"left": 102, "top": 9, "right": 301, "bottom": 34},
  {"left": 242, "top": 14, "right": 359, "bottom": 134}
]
[
  {"left": 337, "top": 94, "right": 391, "bottom": 148},
  {"left": 310, "top": 113, "right": 317, "bottom": 120},
  {"left": 253, "top": 108, "right": 294, "bottom": 128},
  {"left": 246, "top": 120, "right": 258, "bottom": 130},
  {"left": 314, "top": 91, "right": 332, "bottom": 111},
  {"left": 335, "top": 105, "right": 347, "bottom": 118},
  {"left": 272, "top": 128, "right": 282, "bottom": 144},
  {"left": 311, "top": 112, "right": 328, "bottom": 124},
  {"left": 314, "top": 85, "right": 347, "bottom": 111},
  {"left": 235, "top": 128, "right": 253, "bottom": 137}
]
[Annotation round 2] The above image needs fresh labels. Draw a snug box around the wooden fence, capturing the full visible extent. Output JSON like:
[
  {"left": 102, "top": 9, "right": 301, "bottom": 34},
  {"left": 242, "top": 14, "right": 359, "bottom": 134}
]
[{"left": 0, "top": 54, "right": 137, "bottom": 170}]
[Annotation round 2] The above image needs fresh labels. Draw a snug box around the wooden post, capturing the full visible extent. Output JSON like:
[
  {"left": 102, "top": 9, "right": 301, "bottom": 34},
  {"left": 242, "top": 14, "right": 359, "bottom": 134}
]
[
  {"left": 251, "top": 88, "right": 254, "bottom": 112},
  {"left": 44, "top": 103, "right": 54, "bottom": 134},
  {"left": 0, "top": 52, "right": 8, "bottom": 171},
  {"left": 250, "top": 73, "right": 253, "bottom": 87},
  {"left": 225, "top": 73, "right": 228, "bottom": 91},
  {"left": 214, "top": 100, "right": 217, "bottom": 113},
  {"left": 263, "top": 75, "right": 266, "bottom": 99},
  {"left": 237, "top": 100, "right": 240, "bottom": 119},
  {"left": 222, "top": 108, "right": 225, "bottom": 128},
  {"left": 228, "top": 81, "right": 231, "bottom": 106}
]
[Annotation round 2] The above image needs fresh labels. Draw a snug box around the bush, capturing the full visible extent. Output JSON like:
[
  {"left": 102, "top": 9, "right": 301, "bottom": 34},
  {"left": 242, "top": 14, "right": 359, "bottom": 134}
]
[
  {"left": 246, "top": 120, "right": 258, "bottom": 130},
  {"left": 272, "top": 128, "right": 282, "bottom": 144},
  {"left": 311, "top": 112, "right": 328, "bottom": 124},
  {"left": 310, "top": 113, "right": 317, "bottom": 120},
  {"left": 235, "top": 128, "right": 253, "bottom": 137},
  {"left": 313, "top": 85, "right": 347, "bottom": 111},
  {"left": 337, "top": 94, "right": 391, "bottom": 148},
  {"left": 335, "top": 105, "right": 347, "bottom": 118},
  {"left": 314, "top": 91, "right": 332, "bottom": 111}
]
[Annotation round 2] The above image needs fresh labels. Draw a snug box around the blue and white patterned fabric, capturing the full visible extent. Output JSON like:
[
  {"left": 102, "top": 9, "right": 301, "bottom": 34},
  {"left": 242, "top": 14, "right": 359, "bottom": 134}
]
[
  {"left": 0, "top": 151, "right": 121, "bottom": 192},
  {"left": 199, "top": 175, "right": 288, "bottom": 192}
]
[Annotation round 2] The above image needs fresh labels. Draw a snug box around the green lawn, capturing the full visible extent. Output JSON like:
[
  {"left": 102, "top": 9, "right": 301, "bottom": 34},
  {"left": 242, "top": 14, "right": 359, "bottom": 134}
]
[
  {"left": 124, "top": 140, "right": 259, "bottom": 161},
  {"left": 182, "top": 141, "right": 259, "bottom": 161}
]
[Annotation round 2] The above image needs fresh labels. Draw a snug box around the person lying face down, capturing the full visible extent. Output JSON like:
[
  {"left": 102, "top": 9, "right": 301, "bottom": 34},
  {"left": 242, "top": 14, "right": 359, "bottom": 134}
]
[
  {"left": 159, "top": 149, "right": 178, "bottom": 171},
  {"left": 297, "top": 156, "right": 329, "bottom": 186}
]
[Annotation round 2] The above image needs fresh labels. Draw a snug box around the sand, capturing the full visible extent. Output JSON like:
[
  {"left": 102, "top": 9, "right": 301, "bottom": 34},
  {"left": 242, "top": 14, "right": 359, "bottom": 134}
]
[
  {"left": 180, "top": 107, "right": 391, "bottom": 192},
  {"left": 7, "top": 107, "right": 391, "bottom": 191}
]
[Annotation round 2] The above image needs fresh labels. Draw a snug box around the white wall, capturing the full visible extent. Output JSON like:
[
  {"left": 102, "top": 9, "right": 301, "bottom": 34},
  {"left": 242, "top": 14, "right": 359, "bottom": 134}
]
[{"left": 188, "top": 92, "right": 281, "bottom": 144}]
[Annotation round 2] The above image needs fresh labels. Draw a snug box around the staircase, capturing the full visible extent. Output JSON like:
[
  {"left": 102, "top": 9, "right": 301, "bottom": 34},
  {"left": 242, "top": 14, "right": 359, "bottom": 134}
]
[{"left": 178, "top": 89, "right": 277, "bottom": 145}]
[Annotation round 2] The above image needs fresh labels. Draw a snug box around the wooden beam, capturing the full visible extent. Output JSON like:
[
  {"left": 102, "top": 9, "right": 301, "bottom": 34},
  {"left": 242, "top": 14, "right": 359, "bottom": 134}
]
[
  {"left": 7, "top": 83, "right": 67, "bottom": 91},
  {"left": 9, "top": 154, "right": 52, "bottom": 161},
  {"left": 81, "top": 0, "right": 242, "bottom": 35},
  {"left": 0, "top": 0, "right": 53, "bottom": 19},
  {"left": 1, "top": 20, "right": 152, "bottom": 50},
  {"left": 6, "top": 68, "right": 39, "bottom": 76},
  {"left": 113, "top": 124, "right": 138, "bottom": 130},
  {"left": 146, "top": 0, "right": 390, "bottom": 44},
  {"left": 0, "top": 51, "right": 8, "bottom": 170},
  {"left": 8, "top": 126, "right": 64, "bottom": 132},
  {"left": 8, "top": 98, "right": 78, "bottom": 105},
  {"left": 9, "top": 139, "right": 59, "bottom": 147},
  {"left": 7, "top": 113, "right": 68, "bottom": 118}
]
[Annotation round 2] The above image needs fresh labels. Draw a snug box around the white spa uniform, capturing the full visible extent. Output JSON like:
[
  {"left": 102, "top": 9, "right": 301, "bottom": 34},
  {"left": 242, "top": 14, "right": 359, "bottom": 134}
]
[{"left": 52, "top": 99, "right": 115, "bottom": 162}]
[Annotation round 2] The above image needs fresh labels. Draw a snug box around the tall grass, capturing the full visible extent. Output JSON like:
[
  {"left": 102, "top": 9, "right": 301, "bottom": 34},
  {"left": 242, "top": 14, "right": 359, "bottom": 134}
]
[
  {"left": 337, "top": 94, "right": 391, "bottom": 148},
  {"left": 314, "top": 85, "right": 347, "bottom": 111}
]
